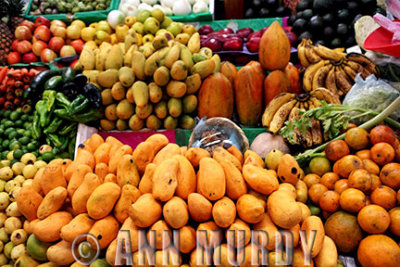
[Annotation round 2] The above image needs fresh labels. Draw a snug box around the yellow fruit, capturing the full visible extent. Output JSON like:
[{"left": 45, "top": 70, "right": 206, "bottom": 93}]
[
  {"left": 116, "top": 100, "right": 135, "bottom": 120},
  {"left": 81, "top": 27, "right": 96, "bottom": 41}
]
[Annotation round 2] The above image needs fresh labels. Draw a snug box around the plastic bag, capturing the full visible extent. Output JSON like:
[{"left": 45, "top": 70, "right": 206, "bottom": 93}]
[
  {"left": 189, "top": 117, "right": 248, "bottom": 154},
  {"left": 343, "top": 74, "right": 400, "bottom": 124}
]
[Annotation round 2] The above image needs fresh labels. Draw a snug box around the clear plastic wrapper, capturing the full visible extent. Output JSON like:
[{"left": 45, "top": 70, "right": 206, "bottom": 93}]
[{"left": 343, "top": 74, "right": 400, "bottom": 124}]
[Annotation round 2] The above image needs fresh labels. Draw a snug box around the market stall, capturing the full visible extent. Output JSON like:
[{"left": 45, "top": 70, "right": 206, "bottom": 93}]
[{"left": 0, "top": 0, "right": 399, "bottom": 266}]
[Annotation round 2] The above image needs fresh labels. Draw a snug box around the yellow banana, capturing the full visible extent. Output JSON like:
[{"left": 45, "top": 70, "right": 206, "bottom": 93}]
[
  {"left": 269, "top": 99, "right": 297, "bottom": 134},
  {"left": 325, "top": 66, "right": 339, "bottom": 95},
  {"left": 335, "top": 66, "right": 353, "bottom": 95},
  {"left": 343, "top": 65, "right": 357, "bottom": 80},
  {"left": 346, "top": 53, "right": 378, "bottom": 77},
  {"left": 313, "top": 44, "right": 346, "bottom": 61},
  {"left": 309, "top": 96, "right": 323, "bottom": 108},
  {"left": 297, "top": 39, "right": 310, "bottom": 67},
  {"left": 345, "top": 60, "right": 363, "bottom": 74},
  {"left": 311, "top": 87, "right": 341, "bottom": 104},
  {"left": 262, "top": 93, "right": 295, "bottom": 127},
  {"left": 312, "top": 65, "right": 332, "bottom": 91},
  {"left": 305, "top": 45, "right": 322, "bottom": 63},
  {"left": 303, "top": 60, "right": 329, "bottom": 91}
]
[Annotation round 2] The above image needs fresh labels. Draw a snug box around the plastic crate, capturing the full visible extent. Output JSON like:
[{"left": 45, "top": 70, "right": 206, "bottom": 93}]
[
  {"left": 24, "top": 0, "right": 120, "bottom": 24},
  {"left": 199, "top": 17, "right": 288, "bottom": 31}
]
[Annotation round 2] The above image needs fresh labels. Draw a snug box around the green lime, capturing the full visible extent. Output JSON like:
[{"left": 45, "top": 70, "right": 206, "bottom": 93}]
[
  {"left": 18, "top": 137, "right": 30, "bottom": 145},
  {"left": 309, "top": 156, "right": 331, "bottom": 176},
  {"left": 4, "top": 121, "right": 13, "bottom": 128},
  {"left": 10, "top": 111, "right": 20, "bottom": 121},
  {"left": 4, "top": 128, "right": 14, "bottom": 136},
  {"left": 37, "top": 156, "right": 43, "bottom": 161},
  {"left": 32, "top": 151, "right": 39, "bottom": 158},
  {"left": 0, "top": 129, "right": 4, "bottom": 136},
  {"left": 3, "top": 110, "right": 11, "bottom": 118},
  {"left": 42, "top": 152, "right": 55, "bottom": 162},
  {"left": 20, "top": 114, "right": 29, "bottom": 121},
  {"left": 308, "top": 204, "right": 321, "bottom": 216},
  {"left": 9, "top": 159, "right": 18, "bottom": 167},
  {"left": 15, "top": 120, "right": 23, "bottom": 128},
  {"left": 16, "top": 129, "right": 25, "bottom": 136},
  {"left": 27, "top": 143, "right": 36, "bottom": 151},
  {"left": 13, "top": 149, "right": 23, "bottom": 160},
  {"left": 9, "top": 141, "right": 20, "bottom": 151},
  {"left": 7, "top": 131, "right": 18, "bottom": 140},
  {"left": 2, "top": 140, "right": 9, "bottom": 148}
]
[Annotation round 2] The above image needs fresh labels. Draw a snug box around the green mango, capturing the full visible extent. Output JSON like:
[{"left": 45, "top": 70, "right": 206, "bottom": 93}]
[
  {"left": 26, "top": 234, "right": 52, "bottom": 262},
  {"left": 90, "top": 258, "right": 111, "bottom": 267},
  {"left": 14, "top": 255, "right": 39, "bottom": 267}
]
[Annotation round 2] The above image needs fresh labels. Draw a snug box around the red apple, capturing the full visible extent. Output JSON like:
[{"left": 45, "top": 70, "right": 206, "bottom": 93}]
[
  {"left": 48, "top": 37, "right": 65, "bottom": 53},
  {"left": 198, "top": 25, "right": 214, "bottom": 35},
  {"left": 40, "top": 48, "right": 57, "bottom": 63},
  {"left": 223, "top": 37, "right": 243, "bottom": 51},
  {"left": 246, "top": 37, "right": 261, "bottom": 53},
  {"left": 202, "top": 38, "right": 221, "bottom": 52},
  {"left": 34, "top": 26, "right": 51, "bottom": 42},
  {"left": 217, "top": 28, "right": 234, "bottom": 34},
  {"left": 52, "top": 26, "right": 66, "bottom": 38},
  {"left": 7, "top": 52, "right": 21, "bottom": 65},
  {"left": 16, "top": 40, "right": 32, "bottom": 54},
  {"left": 22, "top": 52, "right": 38, "bottom": 63},
  {"left": 35, "top": 16, "right": 51, "bottom": 28},
  {"left": 20, "top": 20, "right": 35, "bottom": 32},
  {"left": 236, "top": 28, "right": 254, "bottom": 39},
  {"left": 50, "top": 20, "right": 66, "bottom": 30},
  {"left": 60, "top": 45, "right": 76, "bottom": 58},
  {"left": 70, "top": 59, "right": 79, "bottom": 68},
  {"left": 15, "top": 26, "right": 32, "bottom": 40},
  {"left": 11, "top": 40, "right": 19, "bottom": 52},
  {"left": 32, "top": 40, "right": 48, "bottom": 56},
  {"left": 70, "top": 39, "right": 84, "bottom": 54}
]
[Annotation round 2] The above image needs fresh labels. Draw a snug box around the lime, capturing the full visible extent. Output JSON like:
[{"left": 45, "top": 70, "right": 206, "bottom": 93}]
[
  {"left": 21, "top": 114, "right": 29, "bottom": 121},
  {"left": 3, "top": 110, "right": 11, "bottom": 118},
  {"left": 9, "top": 141, "right": 20, "bottom": 151},
  {"left": 27, "top": 142, "right": 37, "bottom": 151},
  {"left": 18, "top": 137, "right": 30, "bottom": 145},
  {"left": 9, "top": 159, "right": 18, "bottom": 167},
  {"left": 15, "top": 120, "right": 23, "bottom": 128},
  {"left": 16, "top": 129, "right": 25, "bottom": 136},
  {"left": 2, "top": 140, "right": 9, "bottom": 149},
  {"left": 13, "top": 149, "right": 23, "bottom": 160},
  {"left": 4, "top": 128, "right": 14, "bottom": 136},
  {"left": 32, "top": 151, "right": 39, "bottom": 158},
  {"left": 42, "top": 152, "right": 55, "bottom": 162},
  {"left": 4, "top": 121, "right": 13, "bottom": 128},
  {"left": 10, "top": 111, "right": 20, "bottom": 121},
  {"left": 309, "top": 156, "right": 331, "bottom": 176},
  {"left": 7, "top": 131, "right": 17, "bottom": 140},
  {"left": 2, "top": 151, "right": 9, "bottom": 159}
]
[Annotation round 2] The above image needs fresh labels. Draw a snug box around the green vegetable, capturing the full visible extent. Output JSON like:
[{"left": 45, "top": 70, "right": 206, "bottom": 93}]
[
  {"left": 43, "top": 90, "right": 57, "bottom": 112},
  {"left": 70, "top": 95, "right": 89, "bottom": 115},
  {"left": 44, "top": 75, "right": 63, "bottom": 91},
  {"left": 44, "top": 118, "right": 63, "bottom": 134},
  {"left": 62, "top": 67, "right": 76, "bottom": 83},
  {"left": 55, "top": 92, "right": 72, "bottom": 109},
  {"left": 35, "top": 100, "right": 50, "bottom": 127},
  {"left": 32, "top": 112, "right": 42, "bottom": 139},
  {"left": 292, "top": 95, "right": 400, "bottom": 165},
  {"left": 59, "top": 123, "right": 77, "bottom": 136}
]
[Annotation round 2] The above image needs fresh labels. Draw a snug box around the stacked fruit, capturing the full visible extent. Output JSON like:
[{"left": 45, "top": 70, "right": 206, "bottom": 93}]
[
  {"left": 7, "top": 17, "right": 85, "bottom": 65},
  {"left": 244, "top": 0, "right": 292, "bottom": 18},
  {"left": 29, "top": 0, "right": 112, "bottom": 15},
  {"left": 300, "top": 40, "right": 379, "bottom": 96},
  {"left": 77, "top": 9, "right": 220, "bottom": 131},
  {"left": 300, "top": 125, "right": 400, "bottom": 266},
  {"left": 0, "top": 67, "right": 39, "bottom": 110},
  {"left": 0, "top": 152, "right": 48, "bottom": 266},
  {"left": 289, "top": 0, "right": 379, "bottom": 47},
  {"left": 15, "top": 133, "right": 338, "bottom": 265}
]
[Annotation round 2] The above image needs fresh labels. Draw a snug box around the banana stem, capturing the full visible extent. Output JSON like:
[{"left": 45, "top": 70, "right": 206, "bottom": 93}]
[{"left": 295, "top": 95, "right": 400, "bottom": 164}]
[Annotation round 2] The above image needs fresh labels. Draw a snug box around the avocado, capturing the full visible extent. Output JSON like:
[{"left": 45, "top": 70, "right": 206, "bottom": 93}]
[
  {"left": 346, "top": 1, "right": 359, "bottom": 15},
  {"left": 259, "top": 8, "right": 270, "bottom": 17},
  {"left": 309, "top": 15, "right": 324, "bottom": 32},
  {"left": 345, "top": 36, "right": 356, "bottom": 47},
  {"left": 323, "top": 26, "right": 335, "bottom": 39},
  {"left": 276, "top": 6, "right": 291, "bottom": 17},
  {"left": 337, "top": 9, "right": 350, "bottom": 22},
  {"left": 292, "top": 18, "right": 308, "bottom": 35},
  {"left": 266, "top": 0, "right": 279, "bottom": 9},
  {"left": 252, "top": 0, "right": 262, "bottom": 8},
  {"left": 316, "top": 40, "right": 327, "bottom": 46},
  {"left": 296, "top": 0, "right": 311, "bottom": 12},
  {"left": 322, "top": 13, "right": 334, "bottom": 24},
  {"left": 302, "top": 9, "right": 314, "bottom": 20},
  {"left": 244, "top": 8, "right": 255, "bottom": 18},
  {"left": 288, "top": 14, "right": 297, "bottom": 25},
  {"left": 352, "top": 14, "right": 363, "bottom": 25},
  {"left": 296, "top": 11, "right": 304, "bottom": 19},
  {"left": 331, "top": 38, "right": 342, "bottom": 47},
  {"left": 313, "top": 0, "right": 332, "bottom": 14},
  {"left": 336, "top": 23, "right": 348, "bottom": 36},
  {"left": 298, "top": 31, "right": 313, "bottom": 42}
]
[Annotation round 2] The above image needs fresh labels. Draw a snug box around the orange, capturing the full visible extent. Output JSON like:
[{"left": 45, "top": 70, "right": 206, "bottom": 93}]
[
  {"left": 357, "top": 205, "right": 390, "bottom": 234},
  {"left": 347, "top": 169, "right": 372, "bottom": 192},
  {"left": 319, "top": 190, "right": 340, "bottom": 213},
  {"left": 308, "top": 184, "right": 328, "bottom": 205},
  {"left": 339, "top": 188, "right": 366, "bottom": 213},
  {"left": 344, "top": 127, "right": 369, "bottom": 150},
  {"left": 370, "top": 185, "right": 397, "bottom": 210},
  {"left": 357, "top": 235, "right": 400, "bottom": 267},
  {"left": 320, "top": 172, "right": 340, "bottom": 190},
  {"left": 334, "top": 179, "right": 349, "bottom": 195},
  {"left": 370, "top": 142, "right": 395, "bottom": 166}
]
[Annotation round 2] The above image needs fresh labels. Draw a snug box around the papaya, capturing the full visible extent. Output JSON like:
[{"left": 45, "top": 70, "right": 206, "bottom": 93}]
[
  {"left": 16, "top": 186, "right": 43, "bottom": 221},
  {"left": 220, "top": 61, "right": 238, "bottom": 85},
  {"left": 264, "top": 70, "right": 291, "bottom": 106},
  {"left": 116, "top": 154, "right": 140, "bottom": 187},
  {"left": 37, "top": 186, "right": 68, "bottom": 219},
  {"left": 259, "top": 21, "right": 291, "bottom": 71},
  {"left": 138, "top": 163, "right": 156, "bottom": 194},
  {"left": 185, "top": 147, "right": 211, "bottom": 168},
  {"left": 40, "top": 165, "right": 67, "bottom": 195},
  {"left": 173, "top": 155, "right": 196, "bottom": 199},
  {"left": 88, "top": 215, "right": 120, "bottom": 249},
  {"left": 33, "top": 211, "right": 73, "bottom": 242},
  {"left": 87, "top": 182, "right": 121, "bottom": 220},
  {"left": 197, "top": 72, "right": 234, "bottom": 119},
  {"left": 109, "top": 145, "right": 133, "bottom": 174},
  {"left": 132, "top": 141, "right": 156, "bottom": 174},
  {"left": 72, "top": 173, "right": 102, "bottom": 214},
  {"left": 114, "top": 185, "right": 141, "bottom": 223},
  {"left": 152, "top": 158, "right": 179, "bottom": 202},
  {"left": 60, "top": 213, "right": 95, "bottom": 243},
  {"left": 234, "top": 61, "right": 265, "bottom": 126},
  {"left": 277, "top": 154, "right": 302, "bottom": 185}
]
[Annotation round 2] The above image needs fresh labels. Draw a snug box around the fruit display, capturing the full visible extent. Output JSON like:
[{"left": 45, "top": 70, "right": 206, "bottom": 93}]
[
  {"left": 6, "top": 16, "right": 87, "bottom": 65},
  {"left": 294, "top": 124, "right": 400, "bottom": 265},
  {"left": 29, "top": 0, "right": 112, "bottom": 15},
  {"left": 25, "top": 67, "right": 101, "bottom": 158},
  {"left": 0, "top": 67, "right": 40, "bottom": 110},
  {"left": 288, "top": 0, "right": 380, "bottom": 47},
  {"left": 119, "top": 0, "right": 211, "bottom": 17},
  {"left": 0, "top": 152, "right": 49, "bottom": 266},
  {"left": 76, "top": 10, "right": 220, "bottom": 131},
  {"left": 12, "top": 132, "right": 341, "bottom": 266},
  {"left": 299, "top": 40, "right": 379, "bottom": 96},
  {"left": 244, "top": 0, "right": 292, "bottom": 19}
]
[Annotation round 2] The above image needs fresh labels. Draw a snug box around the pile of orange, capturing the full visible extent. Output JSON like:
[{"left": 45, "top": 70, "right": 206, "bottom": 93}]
[{"left": 303, "top": 125, "right": 400, "bottom": 266}]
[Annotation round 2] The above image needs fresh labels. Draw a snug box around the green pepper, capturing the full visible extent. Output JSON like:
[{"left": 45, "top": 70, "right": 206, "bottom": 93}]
[
  {"left": 54, "top": 109, "right": 69, "bottom": 118},
  {"left": 32, "top": 111, "right": 41, "bottom": 139},
  {"left": 59, "top": 123, "right": 77, "bottom": 136},
  {"left": 44, "top": 117, "right": 63, "bottom": 134},
  {"left": 43, "top": 90, "right": 57, "bottom": 112},
  {"left": 35, "top": 100, "right": 50, "bottom": 127},
  {"left": 56, "top": 92, "right": 72, "bottom": 109},
  {"left": 70, "top": 95, "right": 89, "bottom": 115},
  {"left": 59, "top": 136, "right": 69, "bottom": 151},
  {"left": 68, "top": 136, "right": 76, "bottom": 156},
  {"left": 47, "top": 133, "right": 63, "bottom": 148},
  {"left": 69, "top": 108, "right": 100, "bottom": 123}
]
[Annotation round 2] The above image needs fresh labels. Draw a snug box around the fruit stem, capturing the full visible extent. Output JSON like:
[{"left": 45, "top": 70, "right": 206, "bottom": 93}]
[{"left": 295, "top": 95, "right": 400, "bottom": 164}]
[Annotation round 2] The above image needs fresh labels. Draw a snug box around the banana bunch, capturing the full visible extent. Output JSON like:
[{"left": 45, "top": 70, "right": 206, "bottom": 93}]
[
  {"left": 297, "top": 39, "right": 347, "bottom": 67},
  {"left": 303, "top": 53, "right": 379, "bottom": 96},
  {"left": 262, "top": 88, "right": 340, "bottom": 146}
]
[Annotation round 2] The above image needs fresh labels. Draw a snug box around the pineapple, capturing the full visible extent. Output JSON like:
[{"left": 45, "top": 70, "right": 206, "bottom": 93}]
[
  {"left": 0, "top": 1, "right": 12, "bottom": 65},
  {"left": 8, "top": 0, "right": 25, "bottom": 34}
]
